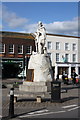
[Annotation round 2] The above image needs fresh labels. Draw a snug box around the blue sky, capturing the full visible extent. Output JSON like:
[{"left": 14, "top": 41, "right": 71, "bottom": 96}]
[{"left": 1, "top": 2, "right": 78, "bottom": 36}]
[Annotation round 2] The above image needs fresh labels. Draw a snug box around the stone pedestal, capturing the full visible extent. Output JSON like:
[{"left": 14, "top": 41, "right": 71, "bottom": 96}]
[
  {"left": 19, "top": 81, "right": 47, "bottom": 92},
  {"left": 19, "top": 53, "right": 53, "bottom": 92},
  {"left": 28, "top": 53, "right": 53, "bottom": 82}
]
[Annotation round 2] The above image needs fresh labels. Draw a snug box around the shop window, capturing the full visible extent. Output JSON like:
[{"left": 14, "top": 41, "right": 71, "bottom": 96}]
[{"left": 58, "top": 67, "right": 68, "bottom": 75}]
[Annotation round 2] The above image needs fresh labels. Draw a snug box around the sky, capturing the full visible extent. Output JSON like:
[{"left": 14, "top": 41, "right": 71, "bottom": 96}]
[{"left": 1, "top": 2, "right": 79, "bottom": 36}]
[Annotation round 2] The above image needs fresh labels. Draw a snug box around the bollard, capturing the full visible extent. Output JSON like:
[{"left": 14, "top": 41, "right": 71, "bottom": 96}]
[{"left": 9, "top": 88, "right": 14, "bottom": 118}]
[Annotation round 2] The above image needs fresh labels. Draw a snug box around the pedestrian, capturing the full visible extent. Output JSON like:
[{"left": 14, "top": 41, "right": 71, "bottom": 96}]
[
  {"left": 71, "top": 69, "right": 78, "bottom": 85},
  {"left": 62, "top": 71, "right": 66, "bottom": 84}
]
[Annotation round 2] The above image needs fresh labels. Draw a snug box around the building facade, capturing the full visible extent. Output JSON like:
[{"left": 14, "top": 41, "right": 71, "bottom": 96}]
[
  {"left": 1, "top": 31, "right": 80, "bottom": 79},
  {"left": 0, "top": 31, "right": 35, "bottom": 78},
  {"left": 47, "top": 33, "right": 80, "bottom": 79}
]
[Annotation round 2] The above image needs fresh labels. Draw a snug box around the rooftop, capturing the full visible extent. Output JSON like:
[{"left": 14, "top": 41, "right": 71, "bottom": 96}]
[
  {"left": 0, "top": 31, "right": 34, "bottom": 39},
  {"left": 47, "top": 33, "right": 80, "bottom": 39},
  {"left": 0, "top": 31, "right": 80, "bottom": 39}
]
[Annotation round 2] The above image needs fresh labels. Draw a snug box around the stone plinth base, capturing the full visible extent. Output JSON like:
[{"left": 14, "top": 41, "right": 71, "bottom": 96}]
[
  {"left": 28, "top": 54, "right": 53, "bottom": 82},
  {"left": 19, "top": 81, "right": 51, "bottom": 92}
]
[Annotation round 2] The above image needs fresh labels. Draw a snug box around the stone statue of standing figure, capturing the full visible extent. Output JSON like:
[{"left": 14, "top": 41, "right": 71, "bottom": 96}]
[{"left": 35, "top": 21, "right": 47, "bottom": 54}]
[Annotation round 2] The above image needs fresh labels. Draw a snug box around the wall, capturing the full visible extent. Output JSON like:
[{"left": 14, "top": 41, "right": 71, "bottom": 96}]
[{"left": 46, "top": 34, "right": 79, "bottom": 66}]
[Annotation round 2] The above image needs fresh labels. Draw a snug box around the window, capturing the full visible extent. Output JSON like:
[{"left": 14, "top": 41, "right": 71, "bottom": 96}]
[
  {"left": 73, "top": 54, "right": 76, "bottom": 62},
  {"left": 47, "top": 42, "right": 52, "bottom": 49},
  {"left": 72, "top": 44, "right": 76, "bottom": 51},
  {"left": 48, "top": 53, "right": 52, "bottom": 60},
  {"left": 2, "top": 44, "right": 5, "bottom": 53},
  {"left": 65, "top": 43, "right": 69, "bottom": 50},
  {"left": 56, "top": 42, "right": 60, "bottom": 50},
  {"left": 58, "top": 67, "right": 68, "bottom": 75},
  {"left": 56, "top": 53, "right": 59, "bottom": 62},
  {"left": 26, "top": 46, "right": 32, "bottom": 54},
  {"left": 48, "top": 53, "right": 51, "bottom": 59},
  {"left": 62, "top": 55, "right": 66, "bottom": 62},
  {"left": 9, "top": 44, "right": 14, "bottom": 53},
  {"left": 0, "top": 44, "right": 5, "bottom": 53},
  {"left": 65, "top": 54, "right": 69, "bottom": 62},
  {"left": 18, "top": 45, "right": 23, "bottom": 54}
]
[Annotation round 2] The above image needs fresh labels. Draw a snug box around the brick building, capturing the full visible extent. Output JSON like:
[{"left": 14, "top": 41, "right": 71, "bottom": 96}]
[{"left": 0, "top": 31, "right": 35, "bottom": 78}]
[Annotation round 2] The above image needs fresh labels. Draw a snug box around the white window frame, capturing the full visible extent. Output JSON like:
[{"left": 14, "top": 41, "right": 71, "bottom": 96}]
[
  {"left": 0, "top": 44, "right": 5, "bottom": 53},
  {"left": 56, "top": 53, "right": 59, "bottom": 62},
  {"left": 65, "top": 43, "right": 69, "bottom": 50},
  {"left": 18, "top": 45, "right": 23, "bottom": 54},
  {"left": 48, "top": 53, "right": 52, "bottom": 61},
  {"left": 26, "top": 46, "right": 32, "bottom": 54},
  {"left": 65, "top": 54, "right": 69, "bottom": 62},
  {"left": 56, "top": 42, "right": 60, "bottom": 50},
  {"left": 72, "top": 43, "right": 76, "bottom": 51},
  {"left": 72, "top": 54, "right": 76, "bottom": 62},
  {"left": 9, "top": 44, "right": 14, "bottom": 54},
  {"left": 47, "top": 42, "right": 52, "bottom": 49}
]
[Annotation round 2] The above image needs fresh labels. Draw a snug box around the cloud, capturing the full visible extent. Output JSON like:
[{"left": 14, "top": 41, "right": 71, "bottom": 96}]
[
  {"left": 2, "top": 5, "right": 78, "bottom": 36},
  {"left": 24, "top": 23, "right": 37, "bottom": 33},
  {"left": 45, "top": 18, "right": 78, "bottom": 36},
  {"left": 23, "top": 18, "right": 78, "bottom": 36},
  {"left": 2, "top": 5, "right": 28, "bottom": 29},
  {"left": 0, "top": 25, "right": 2, "bottom": 30}
]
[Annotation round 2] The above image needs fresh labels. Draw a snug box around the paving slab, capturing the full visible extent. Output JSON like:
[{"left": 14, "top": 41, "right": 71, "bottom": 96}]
[{"left": 2, "top": 79, "right": 80, "bottom": 119}]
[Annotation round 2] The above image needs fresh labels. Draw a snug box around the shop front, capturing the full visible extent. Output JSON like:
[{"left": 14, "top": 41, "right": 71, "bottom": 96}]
[
  {"left": 55, "top": 62, "right": 80, "bottom": 80},
  {"left": 2, "top": 59, "right": 23, "bottom": 78}
]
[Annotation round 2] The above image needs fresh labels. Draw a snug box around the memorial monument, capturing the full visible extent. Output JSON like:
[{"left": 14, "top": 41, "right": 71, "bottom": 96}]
[{"left": 19, "top": 21, "right": 53, "bottom": 92}]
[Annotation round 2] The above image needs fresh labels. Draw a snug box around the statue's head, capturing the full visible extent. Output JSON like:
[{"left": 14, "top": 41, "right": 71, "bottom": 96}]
[{"left": 38, "top": 21, "right": 43, "bottom": 27}]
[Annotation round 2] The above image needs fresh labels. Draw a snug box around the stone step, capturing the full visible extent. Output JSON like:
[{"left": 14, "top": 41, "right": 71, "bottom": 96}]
[
  {"left": 19, "top": 84, "right": 47, "bottom": 92},
  {"left": 23, "top": 81, "right": 47, "bottom": 86},
  {"left": 14, "top": 89, "right": 51, "bottom": 98}
]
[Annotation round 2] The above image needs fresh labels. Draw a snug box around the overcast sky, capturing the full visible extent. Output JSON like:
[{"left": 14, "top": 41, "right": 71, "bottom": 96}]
[{"left": 1, "top": 2, "right": 79, "bottom": 36}]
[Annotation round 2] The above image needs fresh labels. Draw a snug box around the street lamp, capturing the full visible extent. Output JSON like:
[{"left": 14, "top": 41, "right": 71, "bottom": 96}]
[{"left": 22, "top": 55, "right": 26, "bottom": 81}]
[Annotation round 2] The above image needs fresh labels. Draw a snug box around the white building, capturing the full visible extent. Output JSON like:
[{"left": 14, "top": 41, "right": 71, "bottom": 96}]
[{"left": 46, "top": 33, "right": 80, "bottom": 79}]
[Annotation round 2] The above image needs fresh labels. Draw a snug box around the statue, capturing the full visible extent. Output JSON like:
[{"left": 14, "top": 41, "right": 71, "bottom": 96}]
[
  {"left": 35, "top": 21, "right": 46, "bottom": 54},
  {"left": 19, "top": 21, "right": 53, "bottom": 92}
]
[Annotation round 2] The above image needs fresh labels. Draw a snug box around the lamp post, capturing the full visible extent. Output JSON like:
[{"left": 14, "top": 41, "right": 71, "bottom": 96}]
[
  {"left": 22, "top": 55, "right": 25, "bottom": 81},
  {"left": 22, "top": 68, "right": 24, "bottom": 81},
  {"left": 23, "top": 55, "right": 26, "bottom": 81}
]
